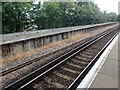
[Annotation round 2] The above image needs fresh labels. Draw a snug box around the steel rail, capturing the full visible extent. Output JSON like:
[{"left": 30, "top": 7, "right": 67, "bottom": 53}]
[
  {"left": 1, "top": 26, "right": 116, "bottom": 76},
  {"left": 68, "top": 30, "right": 119, "bottom": 90},
  {"left": 3, "top": 26, "right": 118, "bottom": 90}
]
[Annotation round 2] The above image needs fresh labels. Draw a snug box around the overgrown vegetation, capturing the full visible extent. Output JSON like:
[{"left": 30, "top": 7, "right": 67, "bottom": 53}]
[{"left": 2, "top": 2, "right": 118, "bottom": 34}]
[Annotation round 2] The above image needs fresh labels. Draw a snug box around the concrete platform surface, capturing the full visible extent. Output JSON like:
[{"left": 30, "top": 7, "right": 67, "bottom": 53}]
[
  {"left": 1, "top": 23, "right": 116, "bottom": 45},
  {"left": 90, "top": 35, "right": 119, "bottom": 88}
]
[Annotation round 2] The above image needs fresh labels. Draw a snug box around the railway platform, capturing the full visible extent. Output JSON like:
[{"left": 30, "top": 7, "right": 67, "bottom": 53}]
[
  {"left": 77, "top": 32, "right": 119, "bottom": 89},
  {"left": 90, "top": 33, "right": 119, "bottom": 88}
]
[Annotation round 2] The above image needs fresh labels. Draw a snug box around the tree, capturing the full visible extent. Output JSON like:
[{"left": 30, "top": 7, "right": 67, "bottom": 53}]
[
  {"left": 2, "top": 2, "right": 32, "bottom": 34},
  {"left": 2, "top": 2, "right": 118, "bottom": 34}
]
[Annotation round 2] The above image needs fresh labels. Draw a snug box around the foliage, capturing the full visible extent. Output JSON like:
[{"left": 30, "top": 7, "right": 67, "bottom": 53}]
[
  {"left": 2, "top": 2, "right": 31, "bottom": 34},
  {"left": 2, "top": 2, "right": 118, "bottom": 34}
]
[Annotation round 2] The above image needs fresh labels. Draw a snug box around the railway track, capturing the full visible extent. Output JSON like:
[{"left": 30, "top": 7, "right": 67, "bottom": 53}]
[
  {"left": 1, "top": 31, "right": 94, "bottom": 76},
  {"left": 3, "top": 25, "right": 119, "bottom": 90},
  {"left": 0, "top": 25, "right": 116, "bottom": 76},
  {"left": 1, "top": 25, "right": 111, "bottom": 76}
]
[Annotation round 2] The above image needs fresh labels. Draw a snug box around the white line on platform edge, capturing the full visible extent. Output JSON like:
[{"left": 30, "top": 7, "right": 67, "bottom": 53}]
[{"left": 76, "top": 33, "right": 119, "bottom": 89}]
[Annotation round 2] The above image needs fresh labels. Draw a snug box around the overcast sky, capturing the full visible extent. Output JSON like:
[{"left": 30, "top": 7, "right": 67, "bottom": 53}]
[
  {"left": 34, "top": 0, "right": 119, "bottom": 14},
  {"left": 94, "top": 0, "right": 119, "bottom": 14}
]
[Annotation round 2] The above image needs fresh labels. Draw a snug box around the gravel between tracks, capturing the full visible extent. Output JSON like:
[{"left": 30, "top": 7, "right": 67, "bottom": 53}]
[
  {"left": 1, "top": 24, "right": 117, "bottom": 70},
  {"left": 0, "top": 24, "right": 117, "bottom": 87}
]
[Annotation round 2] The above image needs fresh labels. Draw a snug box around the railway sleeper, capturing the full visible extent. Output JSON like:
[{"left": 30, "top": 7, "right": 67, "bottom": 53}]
[{"left": 53, "top": 71, "right": 74, "bottom": 81}]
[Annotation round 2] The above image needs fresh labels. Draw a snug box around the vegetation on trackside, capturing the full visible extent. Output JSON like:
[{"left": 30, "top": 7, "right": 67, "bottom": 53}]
[{"left": 1, "top": 2, "right": 119, "bottom": 34}]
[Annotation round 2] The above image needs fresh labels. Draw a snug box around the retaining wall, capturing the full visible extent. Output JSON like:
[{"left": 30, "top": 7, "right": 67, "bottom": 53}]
[{"left": 1, "top": 22, "right": 117, "bottom": 59}]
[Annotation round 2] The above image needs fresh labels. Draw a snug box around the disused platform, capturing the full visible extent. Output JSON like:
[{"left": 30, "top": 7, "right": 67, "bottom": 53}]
[
  {"left": 90, "top": 33, "right": 119, "bottom": 88},
  {"left": 1, "top": 23, "right": 118, "bottom": 71}
]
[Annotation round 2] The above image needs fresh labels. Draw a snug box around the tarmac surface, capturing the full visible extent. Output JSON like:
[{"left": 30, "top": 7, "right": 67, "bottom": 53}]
[{"left": 90, "top": 34, "right": 119, "bottom": 88}]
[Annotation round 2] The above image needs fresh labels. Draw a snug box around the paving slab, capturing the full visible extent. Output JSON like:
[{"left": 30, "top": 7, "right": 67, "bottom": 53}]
[
  {"left": 107, "top": 51, "right": 119, "bottom": 60},
  {"left": 99, "top": 59, "right": 118, "bottom": 78},
  {"left": 90, "top": 73, "right": 118, "bottom": 88}
]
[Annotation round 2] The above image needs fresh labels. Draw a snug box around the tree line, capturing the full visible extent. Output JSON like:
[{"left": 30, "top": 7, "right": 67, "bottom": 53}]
[{"left": 2, "top": 2, "right": 118, "bottom": 34}]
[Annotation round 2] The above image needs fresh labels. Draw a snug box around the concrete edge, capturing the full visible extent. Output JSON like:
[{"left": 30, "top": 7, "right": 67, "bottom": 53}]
[
  {"left": 77, "top": 32, "right": 119, "bottom": 88},
  {"left": 1, "top": 22, "right": 117, "bottom": 45}
]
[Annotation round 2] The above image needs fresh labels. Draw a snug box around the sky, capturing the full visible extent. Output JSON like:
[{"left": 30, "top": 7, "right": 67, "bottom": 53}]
[
  {"left": 34, "top": 0, "right": 120, "bottom": 14},
  {"left": 94, "top": 0, "right": 119, "bottom": 14}
]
